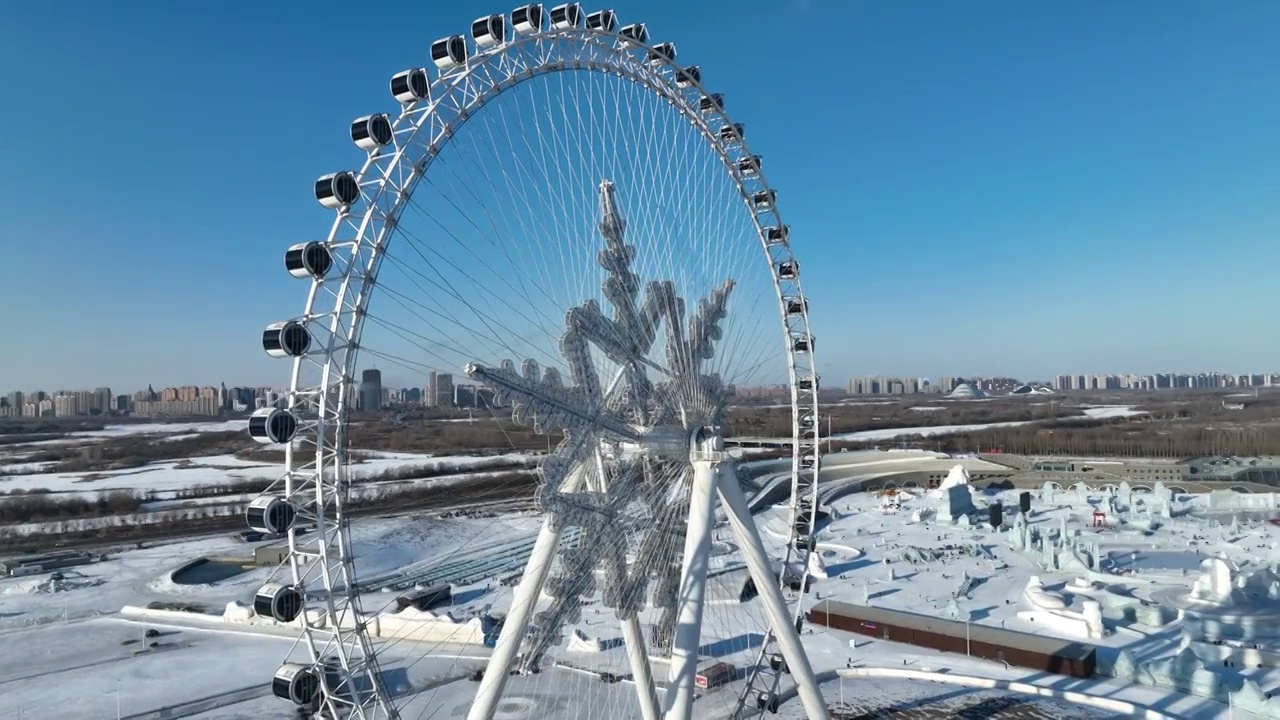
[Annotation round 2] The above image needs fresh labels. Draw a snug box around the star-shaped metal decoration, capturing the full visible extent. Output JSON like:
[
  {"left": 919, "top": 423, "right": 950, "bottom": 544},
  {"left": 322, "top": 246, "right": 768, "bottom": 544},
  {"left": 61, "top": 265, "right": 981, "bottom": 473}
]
[{"left": 465, "top": 179, "right": 735, "bottom": 667}]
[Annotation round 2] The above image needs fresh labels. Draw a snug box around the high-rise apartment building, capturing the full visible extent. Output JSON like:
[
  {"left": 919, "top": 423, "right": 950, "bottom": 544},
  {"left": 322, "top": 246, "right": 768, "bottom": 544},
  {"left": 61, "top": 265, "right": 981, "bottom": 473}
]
[
  {"left": 134, "top": 396, "right": 220, "bottom": 416},
  {"left": 359, "top": 369, "right": 383, "bottom": 411},
  {"left": 92, "top": 387, "right": 113, "bottom": 414},
  {"left": 453, "top": 384, "right": 496, "bottom": 409},
  {"left": 428, "top": 371, "right": 455, "bottom": 408},
  {"left": 848, "top": 376, "right": 931, "bottom": 395},
  {"left": 54, "top": 394, "right": 79, "bottom": 417}
]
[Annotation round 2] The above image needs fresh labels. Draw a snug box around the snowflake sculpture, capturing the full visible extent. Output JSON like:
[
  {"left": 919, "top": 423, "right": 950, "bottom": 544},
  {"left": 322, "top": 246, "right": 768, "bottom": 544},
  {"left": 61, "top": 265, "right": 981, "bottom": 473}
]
[{"left": 465, "top": 180, "right": 734, "bottom": 667}]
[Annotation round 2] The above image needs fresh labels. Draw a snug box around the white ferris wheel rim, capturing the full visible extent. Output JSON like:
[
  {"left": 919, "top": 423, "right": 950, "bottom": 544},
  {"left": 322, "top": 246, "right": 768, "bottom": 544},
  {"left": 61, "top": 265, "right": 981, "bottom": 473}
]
[{"left": 258, "top": 6, "right": 823, "bottom": 718}]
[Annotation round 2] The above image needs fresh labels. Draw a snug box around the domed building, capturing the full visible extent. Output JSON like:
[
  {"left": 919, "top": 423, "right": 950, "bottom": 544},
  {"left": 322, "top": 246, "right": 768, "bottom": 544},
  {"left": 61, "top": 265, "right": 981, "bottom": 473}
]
[{"left": 948, "top": 382, "right": 987, "bottom": 399}]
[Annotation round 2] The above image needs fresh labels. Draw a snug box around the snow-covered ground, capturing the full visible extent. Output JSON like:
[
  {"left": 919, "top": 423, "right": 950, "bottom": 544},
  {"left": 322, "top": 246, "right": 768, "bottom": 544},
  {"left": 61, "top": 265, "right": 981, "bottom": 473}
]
[
  {"left": 68, "top": 421, "right": 248, "bottom": 438},
  {"left": 0, "top": 514, "right": 543, "bottom": 630},
  {"left": 0, "top": 420, "right": 249, "bottom": 451},
  {"left": 0, "top": 451, "right": 532, "bottom": 497},
  {"left": 0, "top": 619, "right": 297, "bottom": 718},
  {"left": 0, "top": 455, "right": 274, "bottom": 495},
  {"left": 735, "top": 404, "right": 1148, "bottom": 445},
  {"left": 0, "top": 460, "right": 60, "bottom": 473},
  {"left": 829, "top": 419, "right": 1038, "bottom": 442},
  {"left": 0, "top": 418, "right": 540, "bottom": 551},
  {"left": 4, "top": 471, "right": 533, "bottom": 537},
  {"left": 1078, "top": 405, "right": 1147, "bottom": 419},
  {"left": 3, "top": 426, "right": 1264, "bottom": 719},
  {"left": 1, "top": 489, "right": 1253, "bottom": 717},
  {"left": 757, "top": 400, "right": 901, "bottom": 408}
]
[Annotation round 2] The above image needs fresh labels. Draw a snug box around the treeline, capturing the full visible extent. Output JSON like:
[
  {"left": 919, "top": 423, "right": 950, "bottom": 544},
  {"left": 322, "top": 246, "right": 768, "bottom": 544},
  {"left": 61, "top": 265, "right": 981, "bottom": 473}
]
[
  {"left": 725, "top": 401, "right": 1081, "bottom": 438},
  {"left": 14, "top": 431, "right": 249, "bottom": 473},
  {"left": 1, "top": 504, "right": 238, "bottom": 537},
  {"left": 0, "top": 471, "right": 538, "bottom": 549},
  {"left": 0, "top": 489, "right": 148, "bottom": 524},
  {"left": 840, "top": 418, "right": 1280, "bottom": 458},
  {"left": 0, "top": 485, "right": 251, "bottom": 526},
  {"left": 0, "top": 457, "right": 539, "bottom": 524},
  {"left": 348, "top": 419, "right": 553, "bottom": 453},
  {"left": 351, "top": 407, "right": 500, "bottom": 422},
  {"left": 357, "top": 455, "right": 536, "bottom": 480},
  {"left": 233, "top": 450, "right": 536, "bottom": 476},
  {"left": 0, "top": 433, "right": 65, "bottom": 447},
  {"left": 727, "top": 392, "right": 1280, "bottom": 440},
  {"left": 0, "top": 418, "right": 108, "bottom": 436}
]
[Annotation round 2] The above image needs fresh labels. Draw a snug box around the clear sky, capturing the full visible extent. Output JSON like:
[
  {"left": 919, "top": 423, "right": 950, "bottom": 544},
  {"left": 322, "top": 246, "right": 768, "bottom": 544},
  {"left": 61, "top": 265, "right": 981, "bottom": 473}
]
[{"left": 2, "top": 0, "right": 1277, "bottom": 392}]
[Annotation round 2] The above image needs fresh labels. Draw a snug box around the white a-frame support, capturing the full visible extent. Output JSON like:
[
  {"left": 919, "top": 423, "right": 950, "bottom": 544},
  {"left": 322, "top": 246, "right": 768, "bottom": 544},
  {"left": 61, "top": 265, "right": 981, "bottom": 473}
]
[
  {"left": 467, "top": 459, "right": 664, "bottom": 720},
  {"left": 466, "top": 455, "right": 829, "bottom": 720},
  {"left": 466, "top": 468, "right": 588, "bottom": 720},
  {"left": 665, "top": 457, "right": 829, "bottom": 720},
  {"left": 664, "top": 455, "right": 720, "bottom": 718}
]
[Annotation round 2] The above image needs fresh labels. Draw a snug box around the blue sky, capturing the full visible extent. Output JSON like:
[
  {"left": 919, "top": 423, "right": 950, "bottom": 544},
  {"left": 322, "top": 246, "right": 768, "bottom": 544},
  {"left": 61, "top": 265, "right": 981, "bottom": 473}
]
[{"left": 2, "top": 1, "right": 1277, "bottom": 392}]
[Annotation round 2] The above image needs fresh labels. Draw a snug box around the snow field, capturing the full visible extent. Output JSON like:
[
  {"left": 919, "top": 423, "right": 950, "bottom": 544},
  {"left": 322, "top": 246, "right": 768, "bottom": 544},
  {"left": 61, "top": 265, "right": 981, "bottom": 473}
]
[
  {"left": 6, "top": 424, "right": 1266, "bottom": 720},
  {"left": 0, "top": 619, "right": 295, "bottom": 719},
  {"left": 0, "top": 451, "right": 534, "bottom": 496}
]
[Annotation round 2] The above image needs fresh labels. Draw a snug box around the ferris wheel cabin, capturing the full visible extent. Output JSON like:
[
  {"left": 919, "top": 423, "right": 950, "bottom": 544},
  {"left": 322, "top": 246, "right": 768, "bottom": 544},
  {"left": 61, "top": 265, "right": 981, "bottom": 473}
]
[
  {"left": 389, "top": 68, "right": 430, "bottom": 104},
  {"left": 513, "top": 4, "right": 546, "bottom": 34},
  {"left": 283, "top": 242, "right": 333, "bottom": 280},
  {"left": 350, "top": 114, "right": 393, "bottom": 152},
  {"left": 313, "top": 172, "right": 359, "bottom": 210},
  {"left": 471, "top": 14, "right": 507, "bottom": 49},
  {"left": 585, "top": 9, "right": 617, "bottom": 32},
  {"left": 549, "top": 3, "right": 584, "bottom": 30},
  {"left": 431, "top": 35, "right": 467, "bottom": 71}
]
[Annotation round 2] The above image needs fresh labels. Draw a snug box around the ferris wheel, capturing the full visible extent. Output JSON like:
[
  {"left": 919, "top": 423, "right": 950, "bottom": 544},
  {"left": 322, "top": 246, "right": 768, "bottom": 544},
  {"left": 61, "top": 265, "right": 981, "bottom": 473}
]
[{"left": 244, "top": 4, "right": 826, "bottom": 719}]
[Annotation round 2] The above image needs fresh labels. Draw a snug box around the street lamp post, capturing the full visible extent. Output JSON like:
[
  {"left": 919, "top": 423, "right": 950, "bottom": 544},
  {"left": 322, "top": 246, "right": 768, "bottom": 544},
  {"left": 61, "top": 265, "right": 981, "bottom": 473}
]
[{"left": 959, "top": 607, "right": 971, "bottom": 657}]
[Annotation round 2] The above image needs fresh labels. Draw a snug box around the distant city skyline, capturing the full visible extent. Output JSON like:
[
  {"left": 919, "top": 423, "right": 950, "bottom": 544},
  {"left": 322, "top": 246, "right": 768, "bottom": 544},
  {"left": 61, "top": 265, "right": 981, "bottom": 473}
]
[
  {"left": 0, "top": 374, "right": 497, "bottom": 419},
  {"left": 4, "top": 2, "right": 1277, "bottom": 390},
  {"left": 7, "top": 367, "right": 1279, "bottom": 408}
]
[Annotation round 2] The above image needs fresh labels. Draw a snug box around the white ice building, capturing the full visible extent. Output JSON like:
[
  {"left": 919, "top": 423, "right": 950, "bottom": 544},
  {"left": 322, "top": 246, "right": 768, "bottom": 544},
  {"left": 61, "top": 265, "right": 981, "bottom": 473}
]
[
  {"left": 936, "top": 464, "right": 971, "bottom": 492},
  {"left": 934, "top": 464, "right": 976, "bottom": 523},
  {"left": 948, "top": 382, "right": 987, "bottom": 399}
]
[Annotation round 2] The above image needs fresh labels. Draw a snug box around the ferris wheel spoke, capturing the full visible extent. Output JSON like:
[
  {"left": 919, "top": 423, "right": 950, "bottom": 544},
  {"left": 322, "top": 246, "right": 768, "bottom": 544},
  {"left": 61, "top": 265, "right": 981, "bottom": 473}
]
[
  {"left": 399, "top": 190, "right": 565, "bottom": 333},
  {"left": 386, "top": 204, "right": 565, "bottom": 359}
]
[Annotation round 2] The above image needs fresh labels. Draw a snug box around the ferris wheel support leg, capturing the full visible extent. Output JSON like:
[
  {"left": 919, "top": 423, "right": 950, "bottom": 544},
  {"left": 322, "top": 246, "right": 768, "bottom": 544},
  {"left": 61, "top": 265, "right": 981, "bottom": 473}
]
[
  {"left": 665, "top": 458, "right": 720, "bottom": 720},
  {"left": 621, "top": 613, "right": 662, "bottom": 720},
  {"left": 716, "top": 469, "right": 830, "bottom": 720},
  {"left": 466, "top": 470, "right": 585, "bottom": 720}
]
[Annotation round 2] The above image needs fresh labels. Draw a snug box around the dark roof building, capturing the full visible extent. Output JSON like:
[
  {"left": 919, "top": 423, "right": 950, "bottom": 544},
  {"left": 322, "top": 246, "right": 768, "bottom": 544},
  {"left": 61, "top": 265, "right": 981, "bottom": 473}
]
[{"left": 807, "top": 601, "right": 1096, "bottom": 679}]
